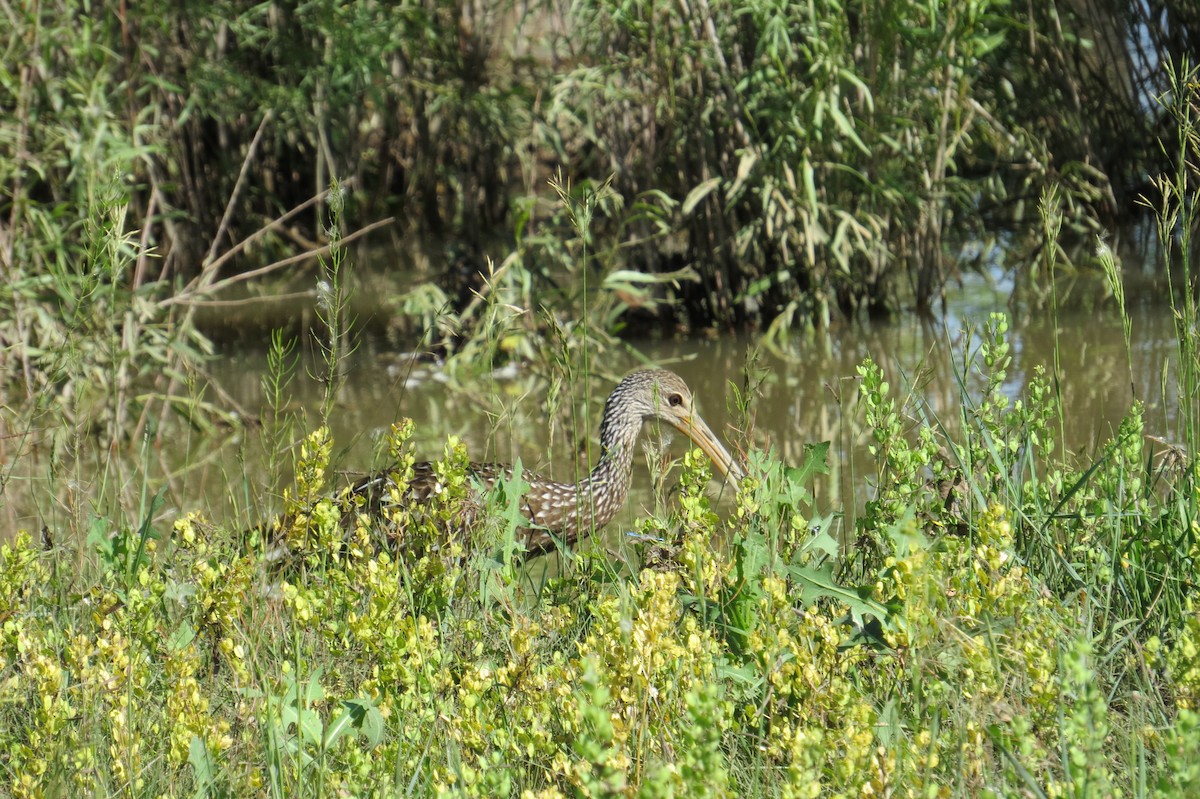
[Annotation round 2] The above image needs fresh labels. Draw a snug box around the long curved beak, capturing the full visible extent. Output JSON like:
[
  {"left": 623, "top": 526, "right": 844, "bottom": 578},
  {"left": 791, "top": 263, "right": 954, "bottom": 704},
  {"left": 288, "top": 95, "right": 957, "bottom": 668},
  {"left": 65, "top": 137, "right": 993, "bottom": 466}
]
[{"left": 669, "top": 413, "right": 747, "bottom": 485}]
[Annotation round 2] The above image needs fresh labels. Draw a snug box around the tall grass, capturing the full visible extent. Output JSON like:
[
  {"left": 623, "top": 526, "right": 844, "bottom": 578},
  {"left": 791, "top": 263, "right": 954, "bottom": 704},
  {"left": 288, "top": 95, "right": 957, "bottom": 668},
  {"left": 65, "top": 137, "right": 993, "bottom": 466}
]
[
  {"left": 5, "top": 0, "right": 1194, "bottom": 352},
  {"left": 839, "top": 65, "right": 1200, "bottom": 797},
  {"left": 7, "top": 253, "right": 1198, "bottom": 796},
  {"left": 3, "top": 307, "right": 1198, "bottom": 796},
  {"left": 3, "top": 10, "right": 1200, "bottom": 799},
  {"left": 1148, "top": 61, "right": 1200, "bottom": 461},
  {"left": 4, "top": 220, "right": 1199, "bottom": 797}
]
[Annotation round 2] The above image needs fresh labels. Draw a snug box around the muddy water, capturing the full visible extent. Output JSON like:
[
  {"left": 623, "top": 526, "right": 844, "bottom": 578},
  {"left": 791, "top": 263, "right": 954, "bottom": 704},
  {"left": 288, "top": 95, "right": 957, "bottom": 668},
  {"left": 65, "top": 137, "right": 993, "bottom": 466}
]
[
  {"left": 2, "top": 259, "right": 1188, "bottom": 545},
  {"left": 195, "top": 272, "right": 1187, "bottom": 534}
]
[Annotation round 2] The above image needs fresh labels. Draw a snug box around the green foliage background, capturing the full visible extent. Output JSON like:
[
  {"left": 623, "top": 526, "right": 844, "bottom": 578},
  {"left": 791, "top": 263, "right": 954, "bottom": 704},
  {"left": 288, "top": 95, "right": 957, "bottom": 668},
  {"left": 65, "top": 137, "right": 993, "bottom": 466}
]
[
  {"left": 2, "top": 2, "right": 1200, "bottom": 796},
  {"left": 3, "top": 0, "right": 1190, "bottom": 331}
]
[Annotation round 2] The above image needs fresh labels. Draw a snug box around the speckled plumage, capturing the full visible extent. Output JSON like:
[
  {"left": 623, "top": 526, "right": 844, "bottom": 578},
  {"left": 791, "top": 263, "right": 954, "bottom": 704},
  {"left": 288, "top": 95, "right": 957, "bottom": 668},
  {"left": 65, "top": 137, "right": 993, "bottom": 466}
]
[{"left": 354, "top": 369, "right": 745, "bottom": 556}]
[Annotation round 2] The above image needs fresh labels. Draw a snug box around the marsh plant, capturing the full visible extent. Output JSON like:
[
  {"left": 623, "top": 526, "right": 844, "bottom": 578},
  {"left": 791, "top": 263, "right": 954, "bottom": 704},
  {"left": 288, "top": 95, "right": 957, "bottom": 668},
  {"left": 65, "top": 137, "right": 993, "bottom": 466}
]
[
  {"left": 3, "top": 7, "right": 1200, "bottom": 799},
  {"left": 5, "top": 0, "right": 1195, "bottom": 344},
  {"left": 2, "top": 301, "right": 1199, "bottom": 796}
]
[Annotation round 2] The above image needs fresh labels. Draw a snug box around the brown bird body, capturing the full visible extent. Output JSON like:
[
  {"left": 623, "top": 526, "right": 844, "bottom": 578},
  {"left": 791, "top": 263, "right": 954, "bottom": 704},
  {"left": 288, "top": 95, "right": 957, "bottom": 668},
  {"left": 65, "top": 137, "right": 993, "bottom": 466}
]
[{"left": 352, "top": 369, "right": 745, "bottom": 556}]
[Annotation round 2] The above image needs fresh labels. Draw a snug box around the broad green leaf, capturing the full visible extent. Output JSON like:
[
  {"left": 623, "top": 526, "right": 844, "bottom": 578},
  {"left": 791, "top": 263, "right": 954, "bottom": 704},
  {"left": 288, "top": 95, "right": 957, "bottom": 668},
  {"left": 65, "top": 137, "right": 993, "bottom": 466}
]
[
  {"left": 168, "top": 621, "right": 197, "bottom": 652},
  {"left": 789, "top": 562, "right": 889, "bottom": 627},
  {"left": 801, "top": 513, "right": 840, "bottom": 560},
  {"left": 297, "top": 706, "right": 324, "bottom": 745},
  {"left": 188, "top": 736, "right": 217, "bottom": 799},
  {"left": 347, "top": 698, "right": 385, "bottom": 746},
  {"left": 785, "top": 441, "right": 831, "bottom": 485}
]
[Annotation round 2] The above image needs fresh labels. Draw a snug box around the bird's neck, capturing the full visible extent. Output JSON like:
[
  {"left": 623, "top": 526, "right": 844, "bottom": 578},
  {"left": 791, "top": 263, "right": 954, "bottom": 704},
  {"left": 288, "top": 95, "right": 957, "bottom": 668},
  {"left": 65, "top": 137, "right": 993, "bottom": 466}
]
[{"left": 573, "top": 408, "right": 642, "bottom": 528}]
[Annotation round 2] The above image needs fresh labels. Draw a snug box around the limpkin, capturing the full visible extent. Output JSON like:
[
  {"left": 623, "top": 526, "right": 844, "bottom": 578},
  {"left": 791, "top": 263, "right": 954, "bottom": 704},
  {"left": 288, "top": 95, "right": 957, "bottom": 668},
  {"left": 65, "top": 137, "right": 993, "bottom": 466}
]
[{"left": 350, "top": 368, "right": 745, "bottom": 556}]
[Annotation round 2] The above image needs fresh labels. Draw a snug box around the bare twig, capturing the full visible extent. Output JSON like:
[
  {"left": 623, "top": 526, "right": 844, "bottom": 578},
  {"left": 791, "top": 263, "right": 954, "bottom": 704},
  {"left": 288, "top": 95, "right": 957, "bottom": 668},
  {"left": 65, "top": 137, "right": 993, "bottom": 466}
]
[
  {"left": 163, "top": 216, "right": 394, "bottom": 306},
  {"left": 175, "top": 178, "right": 356, "bottom": 306},
  {"left": 179, "top": 290, "right": 315, "bottom": 308},
  {"left": 205, "top": 110, "right": 273, "bottom": 271}
]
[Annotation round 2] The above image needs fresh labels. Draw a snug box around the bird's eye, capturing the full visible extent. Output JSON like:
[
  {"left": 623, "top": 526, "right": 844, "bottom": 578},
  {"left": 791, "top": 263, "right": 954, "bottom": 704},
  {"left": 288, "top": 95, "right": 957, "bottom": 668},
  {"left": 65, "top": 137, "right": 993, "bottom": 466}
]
[{"left": 667, "top": 393, "right": 683, "bottom": 407}]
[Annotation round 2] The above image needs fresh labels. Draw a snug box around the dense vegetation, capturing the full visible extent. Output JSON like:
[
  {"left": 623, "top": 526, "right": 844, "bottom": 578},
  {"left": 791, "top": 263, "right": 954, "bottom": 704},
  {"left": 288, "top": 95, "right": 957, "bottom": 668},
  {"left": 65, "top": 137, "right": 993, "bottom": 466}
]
[
  {"left": 5, "top": 0, "right": 1198, "bottom": 436},
  {"left": 2, "top": 0, "right": 1195, "bottom": 338},
  {"left": 3, "top": 1, "right": 1200, "bottom": 796},
  {"left": 2, "top": 303, "right": 1198, "bottom": 796}
]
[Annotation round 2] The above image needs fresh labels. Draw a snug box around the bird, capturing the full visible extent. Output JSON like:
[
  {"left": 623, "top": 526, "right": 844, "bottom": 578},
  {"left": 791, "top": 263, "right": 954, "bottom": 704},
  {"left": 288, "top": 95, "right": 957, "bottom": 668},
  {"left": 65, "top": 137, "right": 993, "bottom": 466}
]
[{"left": 347, "top": 368, "right": 746, "bottom": 557}]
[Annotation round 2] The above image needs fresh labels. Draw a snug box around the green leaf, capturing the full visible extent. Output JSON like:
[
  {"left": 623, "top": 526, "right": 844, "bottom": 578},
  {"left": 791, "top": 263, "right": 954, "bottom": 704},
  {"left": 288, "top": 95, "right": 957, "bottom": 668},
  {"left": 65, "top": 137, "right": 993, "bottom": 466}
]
[
  {"left": 329, "top": 698, "right": 385, "bottom": 747},
  {"left": 801, "top": 157, "right": 818, "bottom": 215},
  {"left": 715, "top": 658, "right": 763, "bottom": 689},
  {"left": 727, "top": 149, "right": 759, "bottom": 199},
  {"left": 785, "top": 441, "right": 831, "bottom": 485},
  {"left": 168, "top": 621, "right": 197, "bottom": 652},
  {"left": 828, "top": 104, "right": 870, "bottom": 154},
  {"left": 129, "top": 486, "right": 166, "bottom": 582},
  {"left": 973, "top": 31, "right": 1007, "bottom": 57},
  {"left": 682, "top": 177, "right": 722, "bottom": 216},
  {"left": 322, "top": 703, "right": 356, "bottom": 749},
  {"left": 836, "top": 68, "right": 874, "bottom": 111},
  {"left": 295, "top": 706, "right": 324, "bottom": 746},
  {"left": 788, "top": 562, "right": 889, "bottom": 628},
  {"left": 988, "top": 725, "right": 1049, "bottom": 798},
  {"left": 603, "top": 266, "right": 700, "bottom": 288},
  {"left": 885, "top": 509, "right": 928, "bottom": 556},
  {"left": 86, "top": 515, "right": 119, "bottom": 573},
  {"left": 801, "top": 513, "right": 840, "bottom": 560},
  {"left": 301, "top": 669, "right": 327, "bottom": 705},
  {"left": 188, "top": 736, "right": 220, "bottom": 799}
]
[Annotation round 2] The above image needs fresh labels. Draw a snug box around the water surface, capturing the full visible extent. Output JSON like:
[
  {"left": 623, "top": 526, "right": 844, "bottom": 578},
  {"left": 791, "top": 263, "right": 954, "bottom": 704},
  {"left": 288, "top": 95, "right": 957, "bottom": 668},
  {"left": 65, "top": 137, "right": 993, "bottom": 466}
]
[{"left": 1, "top": 245, "right": 1188, "bottom": 547}]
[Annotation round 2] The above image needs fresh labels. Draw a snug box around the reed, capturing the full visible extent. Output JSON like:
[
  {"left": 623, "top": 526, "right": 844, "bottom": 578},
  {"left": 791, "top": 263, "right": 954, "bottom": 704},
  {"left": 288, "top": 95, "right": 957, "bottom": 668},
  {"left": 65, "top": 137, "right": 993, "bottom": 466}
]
[
  {"left": 5, "top": 0, "right": 1195, "bottom": 351},
  {"left": 3, "top": 7, "right": 1200, "bottom": 797},
  {"left": 3, "top": 275, "right": 1197, "bottom": 797}
]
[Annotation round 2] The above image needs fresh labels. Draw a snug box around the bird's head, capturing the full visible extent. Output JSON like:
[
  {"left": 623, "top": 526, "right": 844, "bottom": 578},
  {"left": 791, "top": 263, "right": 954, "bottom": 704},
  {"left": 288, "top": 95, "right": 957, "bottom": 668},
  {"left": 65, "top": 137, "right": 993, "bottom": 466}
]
[{"left": 609, "top": 369, "right": 747, "bottom": 484}]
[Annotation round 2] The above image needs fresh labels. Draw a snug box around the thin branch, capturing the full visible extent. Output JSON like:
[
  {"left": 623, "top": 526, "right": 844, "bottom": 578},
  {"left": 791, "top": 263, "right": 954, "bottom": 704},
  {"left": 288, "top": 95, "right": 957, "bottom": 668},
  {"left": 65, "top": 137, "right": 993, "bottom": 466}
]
[
  {"left": 205, "top": 110, "right": 273, "bottom": 270},
  {"left": 180, "top": 290, "right": 315, "bottom": 308},
  {"left": 163, "top": 216, "right": 394, "bottom": 307},
  {"left": 177, "top": 177, "right": 357, "bottom": 304}
]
